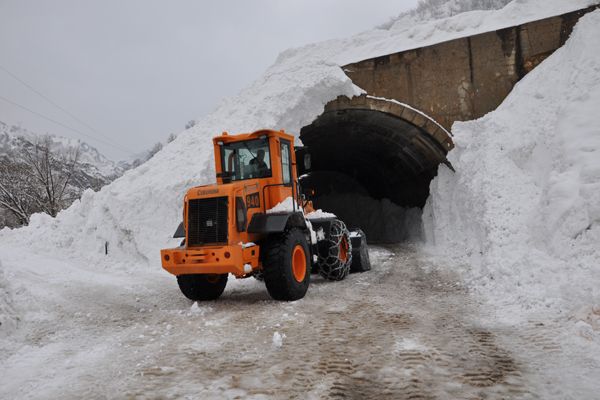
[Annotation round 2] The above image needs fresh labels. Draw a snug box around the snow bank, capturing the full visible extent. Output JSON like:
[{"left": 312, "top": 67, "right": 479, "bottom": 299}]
[
  {"left": 1, "top": 0, "right": 596, "bottom": 272},
  {"left": 332, "top": 0, "right": 597, "bottom": 66},
  {"left": 424, "top": 10, "right": 600, "bottom": 321},
  {"left": 0, "top": 259, "right": 17, "bottom": 334},
  {"left": 0, "top": 43, "right": 359, "bottom": 269}
]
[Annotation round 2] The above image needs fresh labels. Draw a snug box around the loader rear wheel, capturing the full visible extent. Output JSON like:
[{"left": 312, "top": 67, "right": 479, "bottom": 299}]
[
  {"left": 263, "top": 228, "right": 310, "bottom": 301},
  {"left": 176, "top": 274, "right": 228, "bottom": 301}
]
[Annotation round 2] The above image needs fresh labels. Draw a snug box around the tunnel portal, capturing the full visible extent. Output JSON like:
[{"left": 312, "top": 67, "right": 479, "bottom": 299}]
[{"left": 299, "top": 95, "right": 453, "bottom": 243}]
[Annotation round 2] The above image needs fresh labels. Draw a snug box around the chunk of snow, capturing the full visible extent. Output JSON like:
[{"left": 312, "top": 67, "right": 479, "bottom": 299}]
[
  {"left": 272, "top": 331, "right": 286, "bottom": 348},
  {"left": 189, "top": 302, "right": 201, "bottom": 315},
  {"left": 305, "top": 209, "right": 336, "bottom": 219},
  {"left": 394, "top": 338, "right": 429, "bottom": 352},
  {"left": 305, "top": 219, "right": 317, "bottom": 245},
  {"left": 574, "top": 321, "right": 597, "bottom": 341},
  {"left": 266, "top": 197, "right": 297, "bottom": 213},
  {"left": 316, "top": 228, "right": 325, "bottom": 241}
]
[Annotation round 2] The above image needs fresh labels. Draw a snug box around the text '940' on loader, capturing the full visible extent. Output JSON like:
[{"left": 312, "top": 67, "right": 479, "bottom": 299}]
[{"left": 160, "top": 129, "right": 370, "bottom": 301}]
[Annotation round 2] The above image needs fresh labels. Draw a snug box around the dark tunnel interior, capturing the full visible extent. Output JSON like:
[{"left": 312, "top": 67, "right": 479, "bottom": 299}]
[{"left": 299, "top": 108, "right": 450, "bottom": 243}]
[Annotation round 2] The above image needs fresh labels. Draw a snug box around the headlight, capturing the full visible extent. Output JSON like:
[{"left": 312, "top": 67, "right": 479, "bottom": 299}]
[{"left": 236, "top": 197, "right": 247, "bottom": 232}]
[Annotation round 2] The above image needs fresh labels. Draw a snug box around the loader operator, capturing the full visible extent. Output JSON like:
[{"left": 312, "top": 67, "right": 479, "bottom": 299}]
[{"left": 249, "top": 149, "right": 269, "bottom": 177}]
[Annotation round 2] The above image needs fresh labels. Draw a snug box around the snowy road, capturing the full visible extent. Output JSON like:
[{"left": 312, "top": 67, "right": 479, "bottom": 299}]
[{"left": 1, "top": 245, "right": 598, "bottom": 399}]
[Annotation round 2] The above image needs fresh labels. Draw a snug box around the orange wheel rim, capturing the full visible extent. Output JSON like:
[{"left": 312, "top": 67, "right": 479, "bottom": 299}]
[
  {"left": 205, "top": 274, "right": 220, "bottom": 284},
  {"left": 339, "top": 236, "right": 349, "bottom": 263},
  {"left": 292, "top": 245, "right": 307, "bottom": 283}
]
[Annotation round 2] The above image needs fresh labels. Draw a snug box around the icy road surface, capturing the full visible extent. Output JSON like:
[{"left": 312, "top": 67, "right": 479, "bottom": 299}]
[{"left": 1, "top": 246, "right": 598, "bottom": 399}]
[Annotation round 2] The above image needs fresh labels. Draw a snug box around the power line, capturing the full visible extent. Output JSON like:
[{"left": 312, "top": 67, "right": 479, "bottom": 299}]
[
  {"left": 0, "top": 63, "right": 135, "bottom": 153},
  {"left": 0, "top": 95, "right": 134, "bottom": 155}
]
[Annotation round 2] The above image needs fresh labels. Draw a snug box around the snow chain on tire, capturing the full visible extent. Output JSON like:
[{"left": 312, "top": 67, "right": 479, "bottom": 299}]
[{"left": 317, "top": 219, "right": 352, "bottom": 281}]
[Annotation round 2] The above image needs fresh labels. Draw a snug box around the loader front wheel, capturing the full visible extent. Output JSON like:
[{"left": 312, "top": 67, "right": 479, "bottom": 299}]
[
  {"left": 263, "top": 228, "right": 310, "bottom": 301},
  {"left": 176, "top": 274, "right": 228, "bottom": 301}
]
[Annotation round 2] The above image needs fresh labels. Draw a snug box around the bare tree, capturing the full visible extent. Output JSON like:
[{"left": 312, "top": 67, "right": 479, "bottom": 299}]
[
  {"left": 146, "top": 142, "right": 163, "bottom": 160},
  {"left": 0, "top": 159, "right": 37, "bottom": 225},
  {"left": 21, "top": 136, "right": 81, "bottom": 218}
]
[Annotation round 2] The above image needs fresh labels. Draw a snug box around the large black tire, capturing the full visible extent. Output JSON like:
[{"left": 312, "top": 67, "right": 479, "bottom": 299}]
[
  {"left": 262, "top": 228, "right": 311, "bottom": 301},
  {"left": 316, "top": 219, "right": 352, "bottom": 281},
  {"left": 177, "top": 274, "right": 228, "bottom": 301}
]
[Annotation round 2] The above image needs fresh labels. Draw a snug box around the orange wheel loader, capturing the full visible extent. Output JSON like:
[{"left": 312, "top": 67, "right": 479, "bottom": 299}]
[{"left": 160, "top": 129, "right": 370, "bottom": 301}]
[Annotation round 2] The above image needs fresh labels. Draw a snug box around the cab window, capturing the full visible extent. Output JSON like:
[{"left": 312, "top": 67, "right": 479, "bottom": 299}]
[
  {"left": 221, "top": 139, "right": 272, "bottom": 182},
  {"left": 280, "top": 139, "right": 292, "bottom": 185}
]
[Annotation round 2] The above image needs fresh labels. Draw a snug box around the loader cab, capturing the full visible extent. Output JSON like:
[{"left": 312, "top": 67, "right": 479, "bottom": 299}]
[
  {"left": 213, "top": 130, "right": 298, "bottom": 197},
  {"left": 219, "top": 137, "right": 273, "bottom": 183}
]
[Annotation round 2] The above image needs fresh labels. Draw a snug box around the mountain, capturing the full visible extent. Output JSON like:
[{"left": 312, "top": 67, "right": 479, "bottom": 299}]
[
  {"left": 0, "top": 120, "right": 127, "bottom": 227},
  {"left": 0, "top": 121, "right": 125, "bottom": 179}
]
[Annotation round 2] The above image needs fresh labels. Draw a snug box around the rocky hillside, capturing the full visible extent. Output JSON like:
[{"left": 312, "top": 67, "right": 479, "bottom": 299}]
[{"left": 0, "top": 121, "right": 125, "bottom": 179}]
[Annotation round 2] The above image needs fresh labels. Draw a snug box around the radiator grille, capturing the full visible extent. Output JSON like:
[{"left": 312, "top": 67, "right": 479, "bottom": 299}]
[{"left": 187, "top": 197, "right": 228, "bottom": 246}]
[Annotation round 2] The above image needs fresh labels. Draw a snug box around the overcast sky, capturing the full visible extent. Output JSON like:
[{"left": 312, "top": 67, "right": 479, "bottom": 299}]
[{"left": 0, "top": 0, "right": 418, "bottom": 160}]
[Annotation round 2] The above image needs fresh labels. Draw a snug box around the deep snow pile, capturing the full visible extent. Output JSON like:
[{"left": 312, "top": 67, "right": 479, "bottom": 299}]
[
  {"left": 0, "top": 0, "right": 596, "bottom": 273},
  {"left": 424, "top": 10, "right": 600, "bottom": 328},
  {"left": 0, "top": 260, "right": 16, "bottom": 335}
]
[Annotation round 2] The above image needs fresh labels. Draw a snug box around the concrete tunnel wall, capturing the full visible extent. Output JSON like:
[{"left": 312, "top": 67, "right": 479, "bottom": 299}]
[
  {"left": 343, "top": 5, "right": 598, "bottom": 130},
  {"left": 298, "top": 6, "right": 598, "bottom": 243}
]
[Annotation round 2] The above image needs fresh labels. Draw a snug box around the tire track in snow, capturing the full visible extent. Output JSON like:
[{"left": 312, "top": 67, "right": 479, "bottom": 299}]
[{"left": 2, "top": 245, "right": 543, "bottom": 399}]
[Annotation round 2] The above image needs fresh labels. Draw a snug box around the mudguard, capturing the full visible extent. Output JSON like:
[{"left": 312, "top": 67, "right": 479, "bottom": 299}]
[{"left": 247, "top": 212, "right": 306, "bottom": 234}]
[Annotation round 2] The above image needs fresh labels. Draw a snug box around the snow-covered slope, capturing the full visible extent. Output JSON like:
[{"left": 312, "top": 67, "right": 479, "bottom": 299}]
[
  {"left": 332, "top": 0, "right": 596, "bottom": 65},
  {"left": 424, "top": 9, "right": 600, "bottom": 327},
  {"left": 379, "top": 0, "right": 513, "bottom": 29},
  {"left": 1, "top": 0, "right": 595, "bottom": 271},
  {"left": 1, "top": 3, "right": 599, "bottom": 395},
  {"left": 0, "top": 260, "right": 16, "bottom": 333}
]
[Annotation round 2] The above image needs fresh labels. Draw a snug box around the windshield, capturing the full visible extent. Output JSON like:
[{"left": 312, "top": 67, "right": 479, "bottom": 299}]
[{"left": 220, "top": 138, "right": 272, "bottom": 181}]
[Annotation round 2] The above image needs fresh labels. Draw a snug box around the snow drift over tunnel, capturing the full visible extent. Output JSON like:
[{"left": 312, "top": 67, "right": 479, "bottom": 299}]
[
  {"left": 424, "top": 9, "right": 600, "bottom": 317},
  {"left": 0, "top": 0, "right": 590, "bottom": 267},
  {"left": 299, "top": 96, "right": 452, "bottom": 243}
]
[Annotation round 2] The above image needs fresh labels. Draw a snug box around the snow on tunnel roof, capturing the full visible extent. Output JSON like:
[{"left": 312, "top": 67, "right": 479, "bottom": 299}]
[{"left": 331, "top": 0, "right": 599, "bottom": 66}]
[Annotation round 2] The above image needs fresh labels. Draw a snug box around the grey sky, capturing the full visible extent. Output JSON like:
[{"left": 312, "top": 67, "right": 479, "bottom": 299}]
[{"left": 0, "top": 0, "right": 418, "bottom": 160}]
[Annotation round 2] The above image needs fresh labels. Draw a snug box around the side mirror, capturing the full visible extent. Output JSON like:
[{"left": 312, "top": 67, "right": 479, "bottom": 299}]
[
  {"left": 294, "top": 146, "right": 311, "bottom": 175},
  {"left": 235, "top": 197, "right": 247, "bottom": 232},
  {"left": 304, "top": 153, "right": 311, "bottom": 171}
]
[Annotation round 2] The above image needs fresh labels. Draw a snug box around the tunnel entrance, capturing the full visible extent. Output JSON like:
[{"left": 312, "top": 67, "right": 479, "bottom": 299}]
[{"left": 299, "top": 96, "right": 453, "bottom": 243}]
